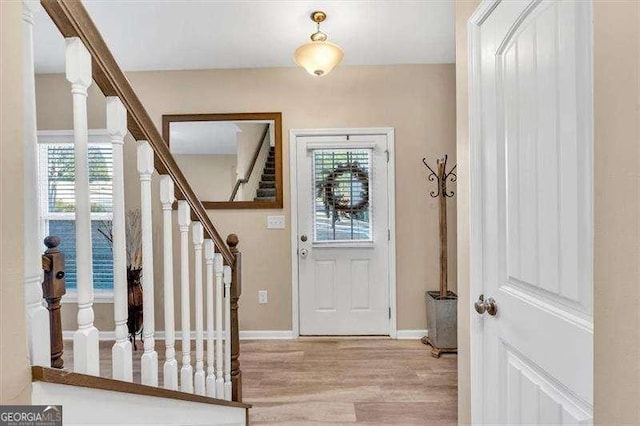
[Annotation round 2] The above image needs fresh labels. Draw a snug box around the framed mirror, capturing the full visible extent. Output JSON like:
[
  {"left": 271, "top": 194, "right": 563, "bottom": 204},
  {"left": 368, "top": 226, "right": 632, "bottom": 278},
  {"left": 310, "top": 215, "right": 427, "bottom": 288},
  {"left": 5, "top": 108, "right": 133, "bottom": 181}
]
[{"left": 163, "top": 112, "right": 283, "bottom": 209}]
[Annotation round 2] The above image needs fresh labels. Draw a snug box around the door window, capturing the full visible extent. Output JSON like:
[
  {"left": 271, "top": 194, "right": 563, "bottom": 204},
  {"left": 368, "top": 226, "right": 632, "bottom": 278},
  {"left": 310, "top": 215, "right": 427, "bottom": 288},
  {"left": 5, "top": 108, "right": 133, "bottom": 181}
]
[{"left": 312, "top": 148, "right": 372, "bottom": 242}]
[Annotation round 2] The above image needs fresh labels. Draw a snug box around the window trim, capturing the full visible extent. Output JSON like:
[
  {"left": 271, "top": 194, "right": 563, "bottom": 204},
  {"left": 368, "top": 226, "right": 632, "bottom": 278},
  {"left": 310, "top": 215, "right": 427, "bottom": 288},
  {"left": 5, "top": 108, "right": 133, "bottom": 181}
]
[{"left": 37, "top": 129, "right": 115, "bottom": 302}]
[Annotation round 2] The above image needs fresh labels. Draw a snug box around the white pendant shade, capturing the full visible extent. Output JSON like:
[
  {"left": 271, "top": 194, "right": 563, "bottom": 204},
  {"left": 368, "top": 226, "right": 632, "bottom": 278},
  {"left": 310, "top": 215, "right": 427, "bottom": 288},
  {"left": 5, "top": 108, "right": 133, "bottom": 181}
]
[{"left": 294, "top": 40, "right": 344, "bottom": 77}]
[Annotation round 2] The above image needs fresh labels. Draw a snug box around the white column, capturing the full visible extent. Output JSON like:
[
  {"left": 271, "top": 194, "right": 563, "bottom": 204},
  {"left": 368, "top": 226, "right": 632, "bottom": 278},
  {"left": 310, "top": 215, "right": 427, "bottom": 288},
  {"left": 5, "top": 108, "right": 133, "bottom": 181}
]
[
  {"left": 223, "top": 265, "right": 232, "bottom": 401},
  {"left": 160, "top": 176, "right": 178, "bottom": 390},
  {"left": 204, "top": 239, "right": 216, "bottom": 398},
  {"left": 192, "top": 222, "right": 205, "bottom": 395},
  {"left": 22, "top": 0, "right": 50, "bottom": 367},
  {"left": 107, "top": 96, "right": 132, "bottom": 382},
  {"left": 137, "top": 141, "right": 157, "bottom": 386},
  {"left": 214, "top": 253, "right": 224, "bottom": 398},
  {"left": 178, "top": 201, "right": 193, "bottom": 393},
  {"left": 66, "top": 37, "right": 98, "bottom": 376}
]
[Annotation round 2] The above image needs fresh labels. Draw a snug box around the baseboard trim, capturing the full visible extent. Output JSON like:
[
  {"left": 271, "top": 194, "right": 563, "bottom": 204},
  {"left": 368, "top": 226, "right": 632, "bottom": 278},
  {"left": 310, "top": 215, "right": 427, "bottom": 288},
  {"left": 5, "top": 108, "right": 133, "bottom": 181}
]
[
  {"left": 239, "top": 330, "right": 294, "bottom": 340},
  {"left": 63, "top": 330, "right": 295, "bottom": 341},
  {"left": 63, "top": 329, "right": 422, "bottom": 341},
  {"left": 396, "top": 329, "right": 428, "bottom": 340}
]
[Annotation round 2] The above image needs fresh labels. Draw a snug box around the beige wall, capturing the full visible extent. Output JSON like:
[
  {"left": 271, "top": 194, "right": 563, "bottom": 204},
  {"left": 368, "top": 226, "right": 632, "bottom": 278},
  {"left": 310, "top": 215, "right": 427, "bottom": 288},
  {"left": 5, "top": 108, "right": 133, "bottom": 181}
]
[
  {"left": 0, "top": 0, "right": 31, "bottom": 404},
  {"left": 174, "top": 154, "right": 237, "bottom": 201},
  {"left": 455, "top": 1, "right": 640, "bottom": 424},
  {"left": 36, "top": 64, "right": 457, "bottom": 333},
  {"left": 454, "top": 1, "right": 481, "bottom": 424},
  {"left": 593, "top": 1, "right": 640, "bottom": 424}
]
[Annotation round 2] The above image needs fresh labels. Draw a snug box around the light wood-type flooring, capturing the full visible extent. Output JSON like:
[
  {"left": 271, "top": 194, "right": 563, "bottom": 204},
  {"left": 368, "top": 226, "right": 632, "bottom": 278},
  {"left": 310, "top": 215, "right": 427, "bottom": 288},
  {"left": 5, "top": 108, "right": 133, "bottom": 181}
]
[{"left": 63, "top": 338, "right": 457, "bottom": 424}]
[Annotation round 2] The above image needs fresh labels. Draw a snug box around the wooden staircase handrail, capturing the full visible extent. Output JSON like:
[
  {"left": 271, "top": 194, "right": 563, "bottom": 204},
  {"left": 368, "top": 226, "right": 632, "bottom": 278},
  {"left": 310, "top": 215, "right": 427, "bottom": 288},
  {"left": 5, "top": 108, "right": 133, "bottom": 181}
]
[
  {"left": 229, "top": 124, "right": 270, "bottom": 202},
  {"left": 32, "top": 366, "right": 252, "bottom": 410},
  {"left": 40, "top": 0, "right": 234, "bottom": 265}
]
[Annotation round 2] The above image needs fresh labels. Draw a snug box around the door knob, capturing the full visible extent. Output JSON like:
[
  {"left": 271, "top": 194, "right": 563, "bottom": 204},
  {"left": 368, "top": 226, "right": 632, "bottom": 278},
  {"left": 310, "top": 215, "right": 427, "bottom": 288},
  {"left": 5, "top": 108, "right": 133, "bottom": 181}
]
[
  {"left": 299, "top": 248, "right": 309, "bottom": 258},
  {"left": 300, "top": 234, "right": 308, "bottom": 242},
  {"left": 474, "top": 294, "right": 497, "bottom": 316}
]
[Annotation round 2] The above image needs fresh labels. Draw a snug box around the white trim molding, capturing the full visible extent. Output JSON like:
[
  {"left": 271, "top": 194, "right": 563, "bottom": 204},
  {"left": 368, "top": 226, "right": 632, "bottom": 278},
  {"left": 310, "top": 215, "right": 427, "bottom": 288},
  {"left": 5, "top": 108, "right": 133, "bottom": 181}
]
[
  {"left": 62, "top": 329, "right": 427, "bottom": 341},
  {"left": 396, "top": 330, "right": 428, "bottom": 340},
  {"left": 63, "top": 330, "right": 297, "bottom": 341},
  {"left": 289, "top": 127, "right": 397, "bottom": 339}
]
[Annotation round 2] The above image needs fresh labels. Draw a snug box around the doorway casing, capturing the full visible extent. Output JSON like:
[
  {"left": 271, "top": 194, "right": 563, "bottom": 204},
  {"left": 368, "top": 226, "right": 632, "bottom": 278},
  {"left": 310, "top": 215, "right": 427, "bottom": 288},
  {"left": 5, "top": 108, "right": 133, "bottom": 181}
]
[{"left": 289, "top": 128, "right": 397, "bottom": 338}]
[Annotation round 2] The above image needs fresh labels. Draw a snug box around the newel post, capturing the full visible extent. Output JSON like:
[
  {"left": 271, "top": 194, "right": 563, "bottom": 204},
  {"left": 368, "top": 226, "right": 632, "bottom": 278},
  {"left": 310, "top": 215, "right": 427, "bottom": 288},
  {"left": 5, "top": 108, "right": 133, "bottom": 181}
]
[
  {"left": 41, "top": 236, "right": 66, "bottom": 369},
  {"left": 226, "top": 234, "right": 242, "bottom": 402}
]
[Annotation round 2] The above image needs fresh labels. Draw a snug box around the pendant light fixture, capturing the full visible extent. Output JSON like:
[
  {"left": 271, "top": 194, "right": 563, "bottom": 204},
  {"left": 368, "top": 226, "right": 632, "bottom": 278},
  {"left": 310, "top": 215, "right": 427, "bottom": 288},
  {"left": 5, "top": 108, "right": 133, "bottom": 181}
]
[{"left": 294, "top": 11, "right": 344, "bottom": 77}]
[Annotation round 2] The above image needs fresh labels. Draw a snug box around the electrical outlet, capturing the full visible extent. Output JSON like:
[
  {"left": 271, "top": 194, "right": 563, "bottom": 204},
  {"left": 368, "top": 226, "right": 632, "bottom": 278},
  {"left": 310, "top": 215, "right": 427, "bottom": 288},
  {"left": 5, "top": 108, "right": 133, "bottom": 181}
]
[
  {"left": 258, "top": 290, "right": 268, "bottom": 304},
  {"left": 267, "top": 215, "right": 285, "bottom": 229}
]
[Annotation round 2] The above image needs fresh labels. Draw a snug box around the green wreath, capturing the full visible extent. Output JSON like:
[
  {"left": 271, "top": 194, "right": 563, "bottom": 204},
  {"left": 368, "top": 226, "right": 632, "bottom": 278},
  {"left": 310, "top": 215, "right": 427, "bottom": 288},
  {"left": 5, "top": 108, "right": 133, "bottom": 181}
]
[{"left": 318, "top": 163, "right": 370, "bottom": 215}]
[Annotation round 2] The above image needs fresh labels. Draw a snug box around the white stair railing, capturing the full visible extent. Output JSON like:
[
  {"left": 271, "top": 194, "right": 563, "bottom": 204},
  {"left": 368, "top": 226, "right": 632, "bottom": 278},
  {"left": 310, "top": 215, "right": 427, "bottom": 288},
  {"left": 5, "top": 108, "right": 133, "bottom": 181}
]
[
  {"left": 178, "top": 201, "right": 193, "bottom": 393},
  {"left": 66, "top": 36, "right": 99, "bottom": 376},
  {"left": 215, "top": 253, "right": 225, "bottom": 397},
  {"left": 137, "top": 141, "right": 157, "bottom": 386},
  {"left": 224, "top": 265, "right": 232, "bottom": 401},
  {"left": 160, "top": 176, "right": 178, "bottom": 390},
  {"left": 193, "top": 222, "right": 205, "bottom": 395},
  {"left": 27, "top": 9, "right": 242, "bottom": 403},
  {"left": 204, "top": 240, "right": 216, "bottom": 398},
  {"left": 22, "top": 0, "right": 50, "bottom": 368},
  {"left": 107, "top": 96, "right": 132, "bottom": 382}
]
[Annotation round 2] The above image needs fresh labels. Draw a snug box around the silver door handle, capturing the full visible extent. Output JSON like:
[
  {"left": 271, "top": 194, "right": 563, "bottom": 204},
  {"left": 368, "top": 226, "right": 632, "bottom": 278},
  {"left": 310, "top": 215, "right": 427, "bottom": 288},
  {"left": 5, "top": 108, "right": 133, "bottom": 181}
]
[
  {"left": 474, "top": 294, "right": 497, "bottom": 316},
  {"left": 299, "top": 248, "right": 309, "bottom": 258}
]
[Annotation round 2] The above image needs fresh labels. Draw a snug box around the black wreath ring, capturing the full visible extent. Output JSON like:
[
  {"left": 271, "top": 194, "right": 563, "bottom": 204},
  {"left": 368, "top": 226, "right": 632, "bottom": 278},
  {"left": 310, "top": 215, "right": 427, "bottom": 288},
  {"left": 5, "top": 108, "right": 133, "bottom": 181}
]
[{"left": 320, "top": 164, "right": 370, "bottom": 212}]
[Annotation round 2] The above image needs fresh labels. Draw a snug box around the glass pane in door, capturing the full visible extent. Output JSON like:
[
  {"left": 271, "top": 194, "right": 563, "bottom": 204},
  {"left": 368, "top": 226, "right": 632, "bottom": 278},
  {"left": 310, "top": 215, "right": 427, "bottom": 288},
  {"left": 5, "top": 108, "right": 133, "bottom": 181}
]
[{"left": 312, "top": 148, "right": 372, "bottom": 242}]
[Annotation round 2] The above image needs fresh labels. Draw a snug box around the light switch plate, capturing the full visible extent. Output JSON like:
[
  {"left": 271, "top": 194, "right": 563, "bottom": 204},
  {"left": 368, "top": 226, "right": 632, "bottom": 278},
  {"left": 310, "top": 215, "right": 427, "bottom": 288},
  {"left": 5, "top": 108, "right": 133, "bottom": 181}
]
[
  {"left": 267, "top": 215, "right": 285, "bottom": 229},
  {"left": 258, "top": 290, "right": 268, "bottom": 304}
]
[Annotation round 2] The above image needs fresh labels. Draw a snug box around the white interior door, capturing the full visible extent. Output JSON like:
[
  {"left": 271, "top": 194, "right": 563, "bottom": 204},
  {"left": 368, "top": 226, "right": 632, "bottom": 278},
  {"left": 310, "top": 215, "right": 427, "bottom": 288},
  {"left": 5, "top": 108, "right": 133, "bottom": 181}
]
[
  {"left": 296, "top": 134, "right": 390, "bottom": 335},
  {"left": 470, "top": 0, "right": 593, "bottom": 424}
]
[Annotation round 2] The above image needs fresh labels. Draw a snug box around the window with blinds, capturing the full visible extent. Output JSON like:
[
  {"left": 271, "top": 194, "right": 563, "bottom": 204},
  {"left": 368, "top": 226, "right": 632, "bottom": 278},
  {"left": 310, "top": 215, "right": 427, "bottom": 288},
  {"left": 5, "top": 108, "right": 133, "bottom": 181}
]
[
  {"left": 313, "top": 148, "right": 372, "bottom": 242},
  {"left": 39, "top": 139, "right": 114, "bottom": 292}
]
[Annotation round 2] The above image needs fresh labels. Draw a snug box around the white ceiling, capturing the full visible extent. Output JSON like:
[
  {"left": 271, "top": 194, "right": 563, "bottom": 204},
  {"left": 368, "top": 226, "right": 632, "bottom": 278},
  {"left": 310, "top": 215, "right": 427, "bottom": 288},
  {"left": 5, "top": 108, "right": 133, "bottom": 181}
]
[{"left": 33, "top": 0, "right": 455, "bottom": 73}]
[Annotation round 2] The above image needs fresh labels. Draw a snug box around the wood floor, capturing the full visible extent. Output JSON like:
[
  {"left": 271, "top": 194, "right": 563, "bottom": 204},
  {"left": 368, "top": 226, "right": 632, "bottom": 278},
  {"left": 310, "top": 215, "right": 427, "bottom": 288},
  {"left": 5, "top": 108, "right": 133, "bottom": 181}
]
[
  {"left": 242, "top": 339, "right": 457, "bottom": 425},
  {"left": 63, "top": 338, "right": 457, "bottom": 425}
]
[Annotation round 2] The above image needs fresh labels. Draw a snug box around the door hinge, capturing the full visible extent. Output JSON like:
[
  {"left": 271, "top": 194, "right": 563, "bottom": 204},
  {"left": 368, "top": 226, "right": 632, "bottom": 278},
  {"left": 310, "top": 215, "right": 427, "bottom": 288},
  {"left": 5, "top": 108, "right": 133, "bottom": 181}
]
[
  {"left": 388, "top": 307, "right": 391, "bottom": 319},
  {"left": 387, "top": 229, "right": 391, "bottom": 241},
  {"left": 385, "top": 150, "right": 390, "bottom": 163}
]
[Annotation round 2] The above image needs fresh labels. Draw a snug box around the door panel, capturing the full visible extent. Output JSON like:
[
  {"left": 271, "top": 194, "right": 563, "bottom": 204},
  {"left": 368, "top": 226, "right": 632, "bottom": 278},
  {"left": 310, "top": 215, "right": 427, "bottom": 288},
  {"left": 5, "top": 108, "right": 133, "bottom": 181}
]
[
  {"left": 471, "top": 0, "right": 593, "bottom": 423},
  {"left": 297, "top": 134, "right": 390, "bottom": 335}
]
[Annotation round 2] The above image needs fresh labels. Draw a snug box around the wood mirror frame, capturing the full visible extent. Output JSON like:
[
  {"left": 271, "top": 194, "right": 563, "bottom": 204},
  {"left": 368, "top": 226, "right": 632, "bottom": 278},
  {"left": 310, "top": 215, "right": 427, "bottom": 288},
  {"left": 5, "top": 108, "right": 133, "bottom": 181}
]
[{"left": 162, "top": 112, "right": 283, "bottom": 209}]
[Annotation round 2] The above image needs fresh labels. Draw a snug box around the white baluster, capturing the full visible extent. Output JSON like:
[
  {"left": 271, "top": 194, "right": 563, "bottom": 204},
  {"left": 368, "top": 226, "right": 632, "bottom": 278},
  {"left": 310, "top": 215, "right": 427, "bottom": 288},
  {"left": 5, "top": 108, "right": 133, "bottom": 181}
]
[
  {"left": 160, "top": 176, "right": 178, "bottom": 390},
  {"left": 223, "top": 265, "right": 232, "bottom": 401},
  {"left": 107, "top": 97, "right": 132, "bottom": 382},
  {"left": 22, "top": 0, "right": 50, "bottom": 367},
  {"left": 204, "top": 240, "right": 216, "bottom": 397},
  {"left": 215, "top": 253, "right": 224, "bottom": 398},
  {"left": 178, "top": 201, "right": 193, "bottom": 393},
  {"left": 66, "top": 37, "right": 98, "bottom": 376},
  {"left": 192, "top": 222, "right": 205, "bottom": 395},
  {"left": 137, "top": 141, "right": 157, "bottom": 386}
]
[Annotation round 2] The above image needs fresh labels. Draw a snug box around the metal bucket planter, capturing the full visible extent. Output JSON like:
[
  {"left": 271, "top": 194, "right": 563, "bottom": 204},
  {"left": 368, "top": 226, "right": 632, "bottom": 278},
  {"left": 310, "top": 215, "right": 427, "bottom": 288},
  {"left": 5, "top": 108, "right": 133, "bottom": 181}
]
[{"left": 422, "top": 290, "right": 457, "bottom": 358}]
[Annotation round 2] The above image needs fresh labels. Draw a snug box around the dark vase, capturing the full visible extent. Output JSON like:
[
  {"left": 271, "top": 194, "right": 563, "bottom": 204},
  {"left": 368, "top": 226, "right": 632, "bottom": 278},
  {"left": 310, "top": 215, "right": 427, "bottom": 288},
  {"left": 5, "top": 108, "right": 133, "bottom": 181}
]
[{"left": 126, "top": 266, "right": 144, "bottom": 350}]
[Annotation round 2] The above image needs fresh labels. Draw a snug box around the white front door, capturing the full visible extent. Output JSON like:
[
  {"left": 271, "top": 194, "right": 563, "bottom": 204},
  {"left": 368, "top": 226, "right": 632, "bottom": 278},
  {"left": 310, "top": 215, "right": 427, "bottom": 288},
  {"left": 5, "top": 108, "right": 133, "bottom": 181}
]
[
  {"left": 295, "top": 133, "right": 391, "bottom": 335},
  {"left": 470, "top": 0, "right": 593, "bottom": 424}
]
